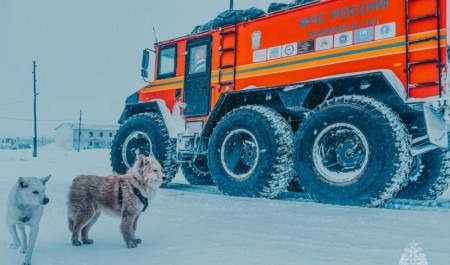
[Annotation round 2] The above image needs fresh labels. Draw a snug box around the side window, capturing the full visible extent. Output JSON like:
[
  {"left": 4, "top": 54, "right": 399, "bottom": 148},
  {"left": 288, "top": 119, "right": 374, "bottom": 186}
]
[
  {"left": 189, "top": 45, "right": 207, "bottom": 74},
  {"left": 157, "top": 44, "right": 177, "bottom": 79}
]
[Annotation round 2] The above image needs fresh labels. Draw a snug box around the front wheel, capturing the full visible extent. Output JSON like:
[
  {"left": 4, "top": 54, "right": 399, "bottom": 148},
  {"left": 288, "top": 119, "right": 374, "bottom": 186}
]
[
  {"left": 294, "top": 96, "right": 412, "bottom": 206},
  {"left": 110, "top": 113, "right": 179, "bottom": 186}
]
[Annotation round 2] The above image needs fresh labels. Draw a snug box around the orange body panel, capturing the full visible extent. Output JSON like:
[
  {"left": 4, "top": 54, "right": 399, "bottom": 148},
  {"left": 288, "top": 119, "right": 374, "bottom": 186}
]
[{"left": 139, "top": 0, "right": 448, "bottom": 116}]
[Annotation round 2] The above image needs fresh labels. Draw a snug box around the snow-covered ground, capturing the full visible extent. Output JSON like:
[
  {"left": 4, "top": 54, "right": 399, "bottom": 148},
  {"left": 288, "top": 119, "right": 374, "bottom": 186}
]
[{"left": 1, "top": 145, "right": 450, "bottom": 265}]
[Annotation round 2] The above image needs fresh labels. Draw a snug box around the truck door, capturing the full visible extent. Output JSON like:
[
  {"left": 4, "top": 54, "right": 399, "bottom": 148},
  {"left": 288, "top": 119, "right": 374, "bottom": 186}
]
[{"left": 183, "top": 35, "right": 212, "bottom": 117}]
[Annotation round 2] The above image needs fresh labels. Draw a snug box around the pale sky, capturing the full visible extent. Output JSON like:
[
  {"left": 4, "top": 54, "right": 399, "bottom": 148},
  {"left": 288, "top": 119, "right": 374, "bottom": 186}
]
[{"left": 0, "top": 0, "right": 277, "bottom": 137}]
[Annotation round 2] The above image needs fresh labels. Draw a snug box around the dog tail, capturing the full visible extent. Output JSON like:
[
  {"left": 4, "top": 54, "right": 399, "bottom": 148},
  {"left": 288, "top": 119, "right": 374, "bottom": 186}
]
[{"left": 68, "top": 217, "right": 74, "bottom": 232}]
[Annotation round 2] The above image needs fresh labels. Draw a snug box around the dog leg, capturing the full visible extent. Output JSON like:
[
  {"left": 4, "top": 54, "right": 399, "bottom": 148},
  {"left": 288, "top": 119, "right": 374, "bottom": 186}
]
[
  {"left": 120, "top": 215, "right": 138, "bottom": 248},
  {"left": 8, "top": 224, "right": 21, "bottom": 250},
  {"left": 17, "top": 224, "right": 27, "bottom": 254},
  {"left": 71, "top": 220, "right": 83, "bottom": 246},
  {"left": 22, "top": 225, "right": 39, "bottom": 265},
  {"left": 71, "top": 209, "right": 94, "bottom": 246},
  {"left": 132, "top": 214, "right": 141, "bottom": 244},
  {"left": 81, "top": 212, "right": 100, "bottom": 244}
]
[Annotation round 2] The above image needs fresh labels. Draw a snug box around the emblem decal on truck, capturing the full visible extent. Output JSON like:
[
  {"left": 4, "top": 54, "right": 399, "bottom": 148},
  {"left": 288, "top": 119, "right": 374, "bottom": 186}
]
[
  {"left": 375, "top": 22, "right": 396, "bottom": 40},
  {"left": 354, "top": 27, "right": 374, "bottom": 43},
  {"left": 298, "top": 40, "right": 315, "bottom": 54},
  {"left": 334, "top": 31, "right": 353, "bottom": 47},
  {"left": 253, "top": 49, "right": 267, "bottom": 62},
  {"left": 282, "top": 43, "right": 297, "bottom": 57},
  {"left": 315, "top": 35, "right": 333, "bottom": 51},
  {"left": 251, "top": 31, "right": 262, "bottom": 50},
  {"left": 267, "top": 46, "right": 282, "bottom": 60}
]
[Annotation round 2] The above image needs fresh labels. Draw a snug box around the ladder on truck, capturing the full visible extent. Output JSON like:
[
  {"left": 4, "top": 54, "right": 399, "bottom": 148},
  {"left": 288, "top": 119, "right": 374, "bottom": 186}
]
[
  {"left": 405, "top": 0, "right": 443, "bottom": 98},
  {"left": 218, "top": 22, "right": 237, "bottom": 92}
]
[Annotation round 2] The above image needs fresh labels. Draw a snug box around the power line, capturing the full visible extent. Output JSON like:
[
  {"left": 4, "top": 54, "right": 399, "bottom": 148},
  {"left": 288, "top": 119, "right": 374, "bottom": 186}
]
[
  {"left": 0, "top": 116, "right": 114, "bottom": 124},
  {"left": 0, "top": 99, "right": 33, "bottom": 106},
  {"left": 83, "top": 119, "right": 112, "bottom": 125},
  {"left": 0, "top": 116, "right": 78, "bottom": 122},
  {"left": 0, "top": 116, "right": 34, "bottom": 121}
]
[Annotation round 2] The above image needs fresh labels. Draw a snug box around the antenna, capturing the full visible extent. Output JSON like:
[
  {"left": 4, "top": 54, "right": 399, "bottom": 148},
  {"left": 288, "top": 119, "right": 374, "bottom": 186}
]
[
  {"left": 230, "top": 0, "right": 234, "bottom": 10},
  {"left": 151, "top": 21, "right": 159, "bottom": 44}
]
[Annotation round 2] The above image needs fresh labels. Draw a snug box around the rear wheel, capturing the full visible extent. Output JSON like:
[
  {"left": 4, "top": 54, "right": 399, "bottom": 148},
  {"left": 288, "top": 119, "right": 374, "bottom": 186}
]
[
  {"left": 396, "top": 149, "right": 450, "bottom": 200},
  {"left": 208, "top": 105, "right": 294, "bottom": 198},
  {"left": 180, "top": 157, "right": 214, "bottom": 185},
  {"left": 110, "top": 113, "right": 179, "bottom": 186},
  {"left": 294, "top": 96, "right": 412, "bottom": 206}
]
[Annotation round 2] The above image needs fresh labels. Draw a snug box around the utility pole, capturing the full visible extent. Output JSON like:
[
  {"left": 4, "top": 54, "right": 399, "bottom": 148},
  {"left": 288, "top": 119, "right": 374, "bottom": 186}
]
[
  {"left": 230, "top": 0, "right": 233, "bottom": 10},
  {"left": 78, "top": 109, "right": 82, "bottom": 152},
  {"left": 33, "top": 61, "right": 38, "bottom": 157}
]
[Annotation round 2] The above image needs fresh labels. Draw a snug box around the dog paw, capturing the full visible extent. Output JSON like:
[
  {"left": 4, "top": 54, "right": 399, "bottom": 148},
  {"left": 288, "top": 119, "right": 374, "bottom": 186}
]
[
  {"left": 72, "top": 240, "right": 82, "bottom": 246},
  {"left": 21, "top": 260, "right": 31, "bottom": 265},
  {"left": 82, "top": 239, "right": 94, "bottom": 244},
  {"left": 10, "top": 241, "right": 21, "bottom": 249},
  {"left": 134, "top": 238, "right": 142, "bottom": 244},
  {"left": 126, "top": 240, "right": 138, "bottom": 248}
]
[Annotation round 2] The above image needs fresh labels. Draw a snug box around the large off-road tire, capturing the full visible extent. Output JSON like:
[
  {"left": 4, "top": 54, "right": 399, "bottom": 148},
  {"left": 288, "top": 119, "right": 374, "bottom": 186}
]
[
  {"left": 396, "top": 148, "right": 450, "bottom": 200},
  {"left": 110, "top": 113, "right": 179, "bottom": 186},
  {"left": 208, "top": 105, "right": 294, "bottom": 198},
  {"left": 180, "top": 157, "right": 214, "bottom": 185},
  {"left": 294, "top": 96, "right": 412, "bottom": 206}
]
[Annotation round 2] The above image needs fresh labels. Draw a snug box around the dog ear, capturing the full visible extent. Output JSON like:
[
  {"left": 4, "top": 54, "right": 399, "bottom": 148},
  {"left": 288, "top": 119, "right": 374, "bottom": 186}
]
[
  {"left": 137, "top": 154, "right": 146, "bottom": 168},
  {"left": 41, "top": 175, "right": 51, "bottom": 185},
  {"left": 147, "top": 155, "right": 155, "bottom": 166},
  {"left": 18, "top": 177, "right": 28, "bottom": 189}
]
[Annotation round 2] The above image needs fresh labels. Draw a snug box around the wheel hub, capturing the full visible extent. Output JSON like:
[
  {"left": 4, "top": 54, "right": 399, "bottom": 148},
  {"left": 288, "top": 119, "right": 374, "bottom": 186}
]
[
  {"left": 242, "top": 140, "right": 257, "bottom": 166},
  {"left": 313, "top": 123, "right": 369, "bottom": 185},
  {"left": 221, "top": 129, "right": 259, "bottom": 180},
  {"left": 122, "top": 131, "right": 152, "bottom": 168},
  {"left": 336, "top": 139, "right": 364, "bottom": 169}
]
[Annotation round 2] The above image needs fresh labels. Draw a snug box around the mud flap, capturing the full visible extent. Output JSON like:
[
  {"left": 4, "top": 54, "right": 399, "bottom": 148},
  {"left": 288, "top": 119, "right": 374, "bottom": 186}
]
[{"left": 423, "top": 103, "right": 448, "bottom": 148}]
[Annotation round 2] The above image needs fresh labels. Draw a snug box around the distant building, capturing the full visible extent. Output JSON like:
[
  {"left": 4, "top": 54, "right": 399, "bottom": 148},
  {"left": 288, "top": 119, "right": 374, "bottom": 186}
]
[
  {"left": 0, "top": 137, "right": 52, "bottom": 150},
  {"left": 54, "top": 123, "right": 119, "bottom": 150},
  {"left": 0, "top": 138, "right": 16, "bottom": 149}
]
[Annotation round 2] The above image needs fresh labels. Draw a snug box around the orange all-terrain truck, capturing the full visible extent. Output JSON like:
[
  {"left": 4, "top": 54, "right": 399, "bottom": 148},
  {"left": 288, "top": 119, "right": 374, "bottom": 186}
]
[{"left": 110, "top": 0, "right": 450, "bottom": 206}]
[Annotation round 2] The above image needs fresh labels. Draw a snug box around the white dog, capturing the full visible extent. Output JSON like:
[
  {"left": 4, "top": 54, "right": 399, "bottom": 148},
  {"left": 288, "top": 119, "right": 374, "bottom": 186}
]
[{"left": 6, "top": 175, "right": 51, "bottom": 265}]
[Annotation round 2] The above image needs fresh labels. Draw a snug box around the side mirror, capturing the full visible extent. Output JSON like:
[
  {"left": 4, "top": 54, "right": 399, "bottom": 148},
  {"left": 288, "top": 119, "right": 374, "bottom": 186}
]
[
  {"left": 141, "top": 49, "right": 150, "bottom": 81},
  {"left": 141, "top": 48, "right": 155, "bottom": 82},
  {"left": 141, "top": 49, "right": 150, "bottom": 70},
  {"left": 141, "top": 68, "right": 148, "bottom": 79}
]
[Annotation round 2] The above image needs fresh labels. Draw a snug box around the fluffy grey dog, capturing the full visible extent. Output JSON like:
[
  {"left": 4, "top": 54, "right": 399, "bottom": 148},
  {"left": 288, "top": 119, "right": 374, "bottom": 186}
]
[
  {"left": 67, "top": 155, "right": 163, "bottom": 248},
  {"left": 6, "top": 175, "right": 51, "bottom": 265}
]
